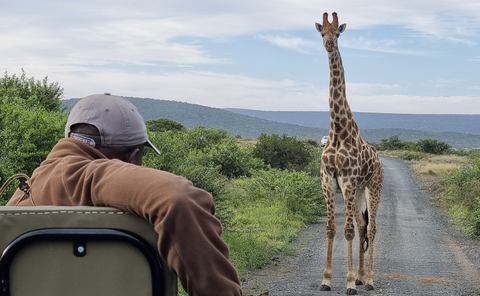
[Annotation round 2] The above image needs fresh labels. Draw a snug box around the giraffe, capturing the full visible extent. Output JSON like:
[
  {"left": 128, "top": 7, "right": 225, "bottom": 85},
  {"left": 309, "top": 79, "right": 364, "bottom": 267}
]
[{"left": 315, "top": 12, "right": 384, "bottom": 295}]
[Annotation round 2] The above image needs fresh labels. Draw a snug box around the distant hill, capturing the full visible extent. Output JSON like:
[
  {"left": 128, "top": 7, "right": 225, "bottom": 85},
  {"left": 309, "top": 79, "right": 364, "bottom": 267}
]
[
  {"left": 225, "top": 109, "right": 480, "bottom": 136},
  {"left": 62, "top": 98, "right": 480, "bottom": 149}
]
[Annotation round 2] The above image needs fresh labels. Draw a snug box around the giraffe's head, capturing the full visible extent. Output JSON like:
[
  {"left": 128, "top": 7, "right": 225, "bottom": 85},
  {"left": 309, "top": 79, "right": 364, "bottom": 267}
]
[{"left": 315, "top": 12, "right": 346, "bottom": 52}]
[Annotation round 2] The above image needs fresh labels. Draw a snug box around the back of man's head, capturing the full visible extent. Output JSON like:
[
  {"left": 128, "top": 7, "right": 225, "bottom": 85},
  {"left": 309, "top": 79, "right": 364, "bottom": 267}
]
[{"left": 65, "top": 93, "right": 160, "bottom": 163}]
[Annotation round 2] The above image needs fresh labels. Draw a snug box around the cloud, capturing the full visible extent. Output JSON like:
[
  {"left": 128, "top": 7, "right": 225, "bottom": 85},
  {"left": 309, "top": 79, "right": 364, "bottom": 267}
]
[
  {"left": 347, "top": 82, "right": 401, "bottom": 95},
  {"left": 341, "top": 36, "right": 429, "bottom": 55},
  {"left": 57, "top": 69, "right": 327, "bottom": 111},
  {"left": 258, "top": 35, "right": 317, "bottom": 53},
  {"left": 429, "top": 78, "right": 462, "bottom": 88},
  {"left": 53, "top": 68, "right": 479, "bottom": 114},
  {"left": 2, "top": 0, "right": 480, "bottom": 115}
]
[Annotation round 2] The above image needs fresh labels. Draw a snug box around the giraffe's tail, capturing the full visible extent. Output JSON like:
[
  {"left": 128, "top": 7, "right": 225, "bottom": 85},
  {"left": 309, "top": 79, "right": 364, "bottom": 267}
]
[{"left": 362, "top": 208, "right": 369, "bottom": 253}]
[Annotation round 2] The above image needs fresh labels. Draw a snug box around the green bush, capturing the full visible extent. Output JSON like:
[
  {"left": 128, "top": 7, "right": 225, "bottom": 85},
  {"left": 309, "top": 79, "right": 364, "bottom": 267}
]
[
  {"left": 302, "top": 144, "right": 323, "bottom": 178},
  {"left": 253, "top": 133, "right": 311, "bottom": 171},
  {"left": 469, "top": 207, "right": 480, "bottom": 238},
  {"left": 442, "top": 160, "right": 480, "bottom": 238},
  {"left": 450, "top": 148, "right": 480, "bottom": 160},
  {"left": 378, "top": 135, "right": 405, "bottom": 151},
  {"left": 0, "top": 72, "right": 66, "bottom": 204},
  {"left": 377, "top": 135, "right": 452, "bottom": 155},
  {"left": 207, "top": 139, "right": 263, "bottom": 178},
  {"left": 144, "top": 127, "right": 264, "bottom": 178},
  {"left": 183, "top": 126, "right": 231, "bottom": 151},
  {"left": 0, "top": 69, "right": 63, "bottom": 112},
  {"left": 415, "top": 138, "right": 451, "bottom": 155},
  {"left": 240, "top": 169, "right": 324, "bottom": 223},
  {"left": 146, "top": 118, "right": 186, "bottom": 133}
]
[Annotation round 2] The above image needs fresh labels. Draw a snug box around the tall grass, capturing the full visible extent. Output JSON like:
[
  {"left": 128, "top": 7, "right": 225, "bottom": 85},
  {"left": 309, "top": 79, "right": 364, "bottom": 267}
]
[
  {"left": 219, "top": 168, "right": 324, "bottom": 279},
  {"left": 441, "top": 159, "right": 480, "bottom": 238}
]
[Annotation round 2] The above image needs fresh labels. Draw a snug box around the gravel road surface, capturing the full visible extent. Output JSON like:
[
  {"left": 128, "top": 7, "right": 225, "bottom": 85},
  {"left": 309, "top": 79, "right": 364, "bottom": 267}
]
[{"left": 243, "top": 156, "right": 480, "bottom": 296}]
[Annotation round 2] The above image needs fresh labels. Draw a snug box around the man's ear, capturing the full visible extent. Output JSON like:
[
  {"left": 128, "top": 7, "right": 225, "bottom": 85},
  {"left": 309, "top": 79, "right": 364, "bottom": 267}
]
[{"left": 126, "top": 148, "right": 141, "bottom": 165}]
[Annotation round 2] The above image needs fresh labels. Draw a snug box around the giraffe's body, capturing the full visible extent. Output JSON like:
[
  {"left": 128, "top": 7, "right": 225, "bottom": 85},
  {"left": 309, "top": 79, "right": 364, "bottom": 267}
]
[{"left": 315, "top": 13, "right": 384, "bottom": 295}]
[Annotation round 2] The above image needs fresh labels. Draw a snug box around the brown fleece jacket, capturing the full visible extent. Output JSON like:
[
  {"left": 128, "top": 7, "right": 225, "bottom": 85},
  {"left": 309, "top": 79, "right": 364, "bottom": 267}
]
[{"left": 8, "top": 138, "right": 242, "bottom": 296}]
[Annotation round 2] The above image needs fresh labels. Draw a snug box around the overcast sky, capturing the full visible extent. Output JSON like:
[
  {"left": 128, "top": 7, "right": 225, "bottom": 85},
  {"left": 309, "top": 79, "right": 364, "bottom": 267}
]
[{"left": 1, "top": 1, "right": 479, "bottom": 114}]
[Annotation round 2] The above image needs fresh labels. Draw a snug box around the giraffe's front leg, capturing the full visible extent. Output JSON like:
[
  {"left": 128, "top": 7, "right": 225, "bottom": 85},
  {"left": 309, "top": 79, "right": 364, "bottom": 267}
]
[
  {"left": 321, "top": 192, "right": 336, "bottom": 291},
  {"left": 343, "top": 186, "right": 358, "bottom": 295},
  {"left": 320, "top": 169, "right": 337, "bottom": 291}
]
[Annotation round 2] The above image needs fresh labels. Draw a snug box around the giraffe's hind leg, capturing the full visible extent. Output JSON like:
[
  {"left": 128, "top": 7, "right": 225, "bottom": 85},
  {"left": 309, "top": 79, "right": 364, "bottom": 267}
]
[
  {"left": 353, "top": 188, "right": 367, "bottom": 286},
  {"left": 364, "top": 166, "right": 383, "bottom": 290}
]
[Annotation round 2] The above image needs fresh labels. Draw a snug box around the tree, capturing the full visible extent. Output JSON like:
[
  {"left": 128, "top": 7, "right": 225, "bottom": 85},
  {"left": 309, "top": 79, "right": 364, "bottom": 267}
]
[
  {"left": 145, "top": 118, "right": 186, "bottom": 133},
  {"left": 0, "top": 69, "right": 63, "bottom": 112},
  {"left": 253, "top": 133, "right": 311, "bottom": 171},
  {"left": 0, "top": 71, "right": 66, "bottom": 204}
]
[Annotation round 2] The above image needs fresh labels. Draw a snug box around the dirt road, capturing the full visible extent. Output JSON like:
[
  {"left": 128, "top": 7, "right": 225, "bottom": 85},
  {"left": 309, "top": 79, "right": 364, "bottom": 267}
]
[{"left": 243, "top": 156, "right": 480, "bottom": 295}]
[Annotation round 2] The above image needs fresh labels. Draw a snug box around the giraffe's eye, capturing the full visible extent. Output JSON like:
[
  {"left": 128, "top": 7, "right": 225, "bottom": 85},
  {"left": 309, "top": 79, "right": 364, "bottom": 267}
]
[
  {"left": 336, "top": 34, "right": 340, "bottom": 38},
  {"left": 321, "top": 33, "right": 325, "bottom": 37}
]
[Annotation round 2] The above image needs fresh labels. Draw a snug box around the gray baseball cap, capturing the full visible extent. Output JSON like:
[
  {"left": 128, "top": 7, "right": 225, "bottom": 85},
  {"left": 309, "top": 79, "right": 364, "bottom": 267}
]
[{"left": 65, "top": 93, "right": 160, "bottom": 154}]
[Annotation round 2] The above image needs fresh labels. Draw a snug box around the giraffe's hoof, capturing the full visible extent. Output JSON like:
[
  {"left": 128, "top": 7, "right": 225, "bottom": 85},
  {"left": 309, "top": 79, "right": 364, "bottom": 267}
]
[
  {"left": 320, "top": 285, "right": 331, "bottom": 291},
  {"left": 346, "top": 288, "right": 357, "bottom": 295},
  {"left": 355, "top": 280, "right": 363, "bottom": 285},
  {"left": 365, "top": 285, "right": 374, "bottom": 291}
]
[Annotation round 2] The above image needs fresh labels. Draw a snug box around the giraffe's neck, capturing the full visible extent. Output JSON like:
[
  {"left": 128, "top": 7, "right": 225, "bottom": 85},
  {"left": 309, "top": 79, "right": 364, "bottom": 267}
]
[{"left": 328, "top": 49, "right": 355, "bottom": 137}]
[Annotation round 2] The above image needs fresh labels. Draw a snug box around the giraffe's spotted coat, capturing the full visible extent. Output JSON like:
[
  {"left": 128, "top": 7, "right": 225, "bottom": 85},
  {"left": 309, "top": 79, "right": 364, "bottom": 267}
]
[{"left": 316, "top": 12, "right": 384, "bottom": 294}]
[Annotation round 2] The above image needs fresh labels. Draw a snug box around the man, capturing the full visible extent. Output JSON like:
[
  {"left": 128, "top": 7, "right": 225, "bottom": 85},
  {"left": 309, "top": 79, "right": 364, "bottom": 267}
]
[{"left": 8, "top": 93, "right": 243, "bottom": 296}]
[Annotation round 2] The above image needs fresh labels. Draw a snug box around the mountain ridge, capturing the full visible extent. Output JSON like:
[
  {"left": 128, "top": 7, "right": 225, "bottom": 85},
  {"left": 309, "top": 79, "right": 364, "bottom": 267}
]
[{"left": 62, "top": 98, "right": 480, "bottom": 148}]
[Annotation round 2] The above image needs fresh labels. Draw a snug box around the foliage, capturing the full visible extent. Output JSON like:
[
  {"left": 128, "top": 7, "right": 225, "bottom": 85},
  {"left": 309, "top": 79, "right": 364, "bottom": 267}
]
[
  {"left": 4, "top": 74, "right": 326, "bottom": 288},
  {"left": 222, "top": 168, "right": 324, "bottom": 279},
  {"left": 375, "top": 135, "right": 451, "bottom": 155},
  {"left": 0, "top": 69, "right": 63, "bottom": 112},
  {"left": 302, "top": 143, "right": 324, "bottom": 178},
  {"left": 240, "top": 169, "right": 324, "bottom": 223},
  {"left": 0, "top": 72, "right": 66, "bottom": 204},
  {"left": 253, "top": 133, "right": 311, "bottom": 171},
  {"left": 142, "top": 123, "right": 325, "bottom": 281},
  {"left": 146, "top": 117, "right": 186, "bottom": 133},
  {"left": 302, "top": 138, "right": 320, "bottom": 147},
  {"left": 441, "top": 159, "right": 480, "bottom": 239},
  {"left": 377, "top": 135, "right": 405, "bottom": 150},
  {"left": 144, "top": 126, "right": 264, "bottom": 180},
  {"left": 415, "top": 138, "right": 451, "bottom": 154},
  {"left": 450, "top": 148, "right": 480, "bottom": 160}
]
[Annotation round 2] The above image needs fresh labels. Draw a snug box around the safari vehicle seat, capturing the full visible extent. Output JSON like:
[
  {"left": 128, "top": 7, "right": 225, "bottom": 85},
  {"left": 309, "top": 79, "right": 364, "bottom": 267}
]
[{"left": 0, "top": 206, "right": 177, "bottom": 296}]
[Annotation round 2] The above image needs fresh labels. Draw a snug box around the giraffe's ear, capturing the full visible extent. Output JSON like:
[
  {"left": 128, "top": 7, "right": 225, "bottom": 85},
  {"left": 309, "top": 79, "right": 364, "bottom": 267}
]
[
  {"left": 315, "top": 23, "right": 323, "bottom": 33},
  {"left": 338, "top": 23, "right": 347, "bottom": 34}
]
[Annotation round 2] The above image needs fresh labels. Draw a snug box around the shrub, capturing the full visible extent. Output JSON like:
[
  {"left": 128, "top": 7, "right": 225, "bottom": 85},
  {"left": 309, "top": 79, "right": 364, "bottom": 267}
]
[
  {"left": 302, "top": 144, "right": 323, "bottom": 178},
  {"left": 0, "top": 69, "right": 63, "bottom": 112},
  {"left": 207, "top": 138, "right": 264, "bottom": 178},
  {"left": 240, "top": 169, "right": 324, "bottom": 223},
  {"left": 378, "top": 135, "right": 404, "bottom": 151},
  {"left": 441, "top": 160, "right": 480, "bottom": 238},
  {"left": 0, "top": 72, "right": 66, "bottom": 204},
  {"left": 145, "top": 118, "right": 186, "bottom": 133},
  {"left": 144, "top": 128, "right": 264, "bottom": 179},
  {"left": 253, "top": 133, "right": 311, "bottom": 171},
  {"left": 415, "top": 139, "right": 451, "bottom": 155},
  {"left": 183, "top": 126, "right": 231, "bottom": 151}
]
